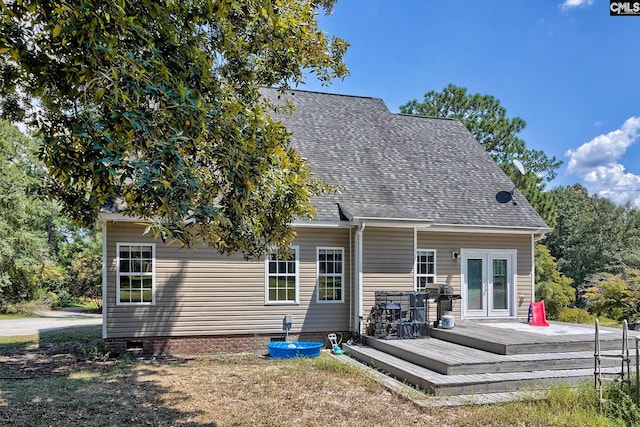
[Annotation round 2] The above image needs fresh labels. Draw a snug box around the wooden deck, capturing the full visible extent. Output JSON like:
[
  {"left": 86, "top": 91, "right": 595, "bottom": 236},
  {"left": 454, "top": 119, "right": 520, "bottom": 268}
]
[
  {"left": 344, "top": 320, "right": 638, "bottom": 396},
  {"left": 430, "top": 320, "right": 636, "bottom": 354}
]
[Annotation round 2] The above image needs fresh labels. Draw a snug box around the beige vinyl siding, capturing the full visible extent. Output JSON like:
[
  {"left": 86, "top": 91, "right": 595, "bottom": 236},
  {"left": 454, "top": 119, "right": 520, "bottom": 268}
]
[
  {"left": 417, "top": 231, "right": 533, "bottom": 319},
  {"left": 361, "top": 227, "right": 414, "bottom": 315},
  {"left": 105, "top": 222, "right": 351, "bottom": 338}
]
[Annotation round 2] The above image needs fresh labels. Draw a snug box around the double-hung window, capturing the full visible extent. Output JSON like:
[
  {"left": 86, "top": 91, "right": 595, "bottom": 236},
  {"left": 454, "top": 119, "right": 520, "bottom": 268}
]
[
  {"left": 317, "top": 247, "right": 344, "bottom": 303},
  {"left": 416, "top": 249, "right": 436, "bottom": 292},
  {"left": 265, "top": 246, "right": 299, "bottom": 304},
  {"left": 117, "top": 243, "right": 155, "bottom": 304}
]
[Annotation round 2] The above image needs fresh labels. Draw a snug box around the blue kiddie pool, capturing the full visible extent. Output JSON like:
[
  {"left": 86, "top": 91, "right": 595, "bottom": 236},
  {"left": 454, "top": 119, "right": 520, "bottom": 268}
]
[{"left": 266, "top": 341, "right": 324, "bottom": 359}]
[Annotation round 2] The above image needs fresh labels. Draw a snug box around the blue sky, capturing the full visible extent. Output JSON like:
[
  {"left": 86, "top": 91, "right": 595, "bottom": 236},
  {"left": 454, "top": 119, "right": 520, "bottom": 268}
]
[{"left": 301, "top": 0, "right": 640, "bottom": 208}]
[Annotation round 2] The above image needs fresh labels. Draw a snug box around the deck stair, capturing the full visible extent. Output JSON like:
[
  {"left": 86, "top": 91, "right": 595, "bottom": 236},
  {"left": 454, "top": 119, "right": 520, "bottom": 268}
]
[{"left": 343, "top": 321, "right": 637, "bottom": 396}]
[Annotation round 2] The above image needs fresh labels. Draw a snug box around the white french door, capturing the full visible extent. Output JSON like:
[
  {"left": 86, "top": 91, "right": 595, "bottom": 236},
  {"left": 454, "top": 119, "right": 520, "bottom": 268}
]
[{"left": 462, "top": 249, "right": 516, "bottom": 318}]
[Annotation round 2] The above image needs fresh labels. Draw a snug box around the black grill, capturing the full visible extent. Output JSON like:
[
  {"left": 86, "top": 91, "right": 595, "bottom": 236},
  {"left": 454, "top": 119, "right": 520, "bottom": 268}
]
[{"left": 423, "top": 284, "right": 462, "bottom": 328}]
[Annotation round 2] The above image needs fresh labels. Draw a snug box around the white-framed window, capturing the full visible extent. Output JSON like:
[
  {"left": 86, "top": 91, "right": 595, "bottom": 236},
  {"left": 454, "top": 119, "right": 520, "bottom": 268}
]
[
  {"left": 316, "top": 247, "right": 344, "bottom": 303},
  {"left": 116, "top": 243, "right": 155, "bottom": 305},
  {"left": 416, "top": 249, "right": 436, "bottom": 292},
  {"left": 265, "top": 246, "right": 299, "bottom": 304}
]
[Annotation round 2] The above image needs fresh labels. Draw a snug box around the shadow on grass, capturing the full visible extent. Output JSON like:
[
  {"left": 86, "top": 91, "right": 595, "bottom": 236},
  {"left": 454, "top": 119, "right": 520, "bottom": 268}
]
[
  {"left": 0, "top": 325, "right": 103, "bottom": 355},
  {"left": 1, "top": 363, "right": 218, "bottom": 426},
  {"left": 0, "top": 327, "right": 218, "bottom": 426}
]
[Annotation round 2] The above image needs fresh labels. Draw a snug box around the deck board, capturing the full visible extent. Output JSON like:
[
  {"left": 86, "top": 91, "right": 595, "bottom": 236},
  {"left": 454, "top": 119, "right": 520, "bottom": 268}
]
[
  {"left": 343, "top": 320, "right": 636, "bottom": 395},
  {"left": 364, "top": 336, "right": 628, "bottom": 375},
  {"left": 345, "top": 344, "right": 620, "bottom": 396},
  {"left": 430, "top": 320, "right": 636, "bottom": 354}
]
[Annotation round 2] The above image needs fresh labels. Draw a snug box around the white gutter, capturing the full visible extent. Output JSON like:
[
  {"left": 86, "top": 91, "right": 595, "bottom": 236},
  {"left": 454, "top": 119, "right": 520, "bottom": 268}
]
[
  {"left": 99, "top": 212, "right": 145, "bottom": 222},
  {"left": 431, "top": 223, "right": 553, "bottom": 234},
  {"left": 292, "top": 220, "right": 352, "bottom": 228},
  {"left": 353, "top": 221, "right": 366, "bottom": 335},
  {"left": 436, "top": 225, "right": 553, "bottom": 234},
  {"left": 101, "top": 220, "right": 108, "bottom": 340},
  {"left": 101, "top": 213, "right": 353, "bottom": 230},
  {"left": 350, "top": 217, "right": 434, "bottom": 230}
]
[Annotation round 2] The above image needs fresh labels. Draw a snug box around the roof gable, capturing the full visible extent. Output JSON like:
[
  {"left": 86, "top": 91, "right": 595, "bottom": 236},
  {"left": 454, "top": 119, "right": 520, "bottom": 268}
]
[{"left": 264, "top": 88, "right": 548, "bottom": 230}]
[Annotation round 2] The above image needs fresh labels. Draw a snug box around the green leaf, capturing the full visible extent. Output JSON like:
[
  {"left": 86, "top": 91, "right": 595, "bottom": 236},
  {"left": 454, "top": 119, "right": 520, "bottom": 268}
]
[{"left": 0, "top": 0, "right": 348, "bottom": 257}]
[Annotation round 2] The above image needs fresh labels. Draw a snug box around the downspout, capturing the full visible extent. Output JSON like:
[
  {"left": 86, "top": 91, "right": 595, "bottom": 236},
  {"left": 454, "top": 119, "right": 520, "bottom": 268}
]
[
  {"left": 101, "top": 220, "right": 108, "bottom": 340},
  {"left": 413, "top": 227, "right": 417, "bottom": 291},
  {"left": 353, "top": 221, "right": 366, "bottom": 336},
  {"left": 349, "top": 227, "right": 353, "bottom": 331},
  {"left": 530, "top": 231, "right": 548, "bottom": 307},
  {"left": 533, "top": 231, "right": 547, "bottom": 243}
]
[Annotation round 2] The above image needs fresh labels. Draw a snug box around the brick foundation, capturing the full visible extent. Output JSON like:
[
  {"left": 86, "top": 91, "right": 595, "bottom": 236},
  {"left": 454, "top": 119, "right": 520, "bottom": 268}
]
[{"left": 103, "top": 331, "right": 352, "bottom": 356}]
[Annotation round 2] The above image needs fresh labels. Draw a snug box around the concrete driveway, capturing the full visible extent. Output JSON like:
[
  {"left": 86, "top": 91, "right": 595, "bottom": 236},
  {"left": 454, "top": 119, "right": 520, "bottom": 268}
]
[{"left": 0, "top": 310, "right": 102, "bottom": 337}]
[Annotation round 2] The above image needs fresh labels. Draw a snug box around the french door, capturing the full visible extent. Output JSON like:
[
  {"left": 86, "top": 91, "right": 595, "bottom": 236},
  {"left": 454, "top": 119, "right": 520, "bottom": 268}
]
[{"left": 462, "top": 249, "right": 516, "bottom": 318}]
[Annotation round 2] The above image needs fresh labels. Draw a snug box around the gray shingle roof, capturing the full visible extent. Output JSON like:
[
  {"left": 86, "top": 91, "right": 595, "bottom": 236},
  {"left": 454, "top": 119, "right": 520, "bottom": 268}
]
[{"left": 264, "top": 88, "right": 549, "bottom": 230}]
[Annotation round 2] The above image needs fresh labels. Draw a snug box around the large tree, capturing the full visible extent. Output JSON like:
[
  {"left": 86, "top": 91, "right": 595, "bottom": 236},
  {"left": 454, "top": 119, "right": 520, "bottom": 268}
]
[
  {"left": 0, "top": 120, "right": 47, "bottom": 307},
  {"left": 545, "top": 184, "right": 640, "bottom": 288},
  {"left": 0, "top": 119, "right": 103, "bottom": 310},
  {"left": 0, "top": 0, "right": 348, "bottom": 258},
  {"left": 400, "top": 84, "right": 561, "bottom": 227}
]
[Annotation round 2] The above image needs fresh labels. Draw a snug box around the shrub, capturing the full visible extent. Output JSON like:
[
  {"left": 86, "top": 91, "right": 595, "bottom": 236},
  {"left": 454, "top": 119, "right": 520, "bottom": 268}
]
[
  {"left": 536, "top": 281, "right": 575, "bottom": 319},
  {"left": 2, "top": 298, "right": 52, "bottom": 314},
  {"left": 534, "top": 244, "right": 575, "bottom": 319},
  {"left": 558, "top": 307, "right": 595, "bottom": 324},
  {"left": 602, "top": 382, "right": 640, "bottom": 426},
  {"left": 39, "top": 263, "right": 66, "bottom": 293},
  {"left": 54, "top": 289, "right": 73, "bottom": 308},
  {"left": 582, "top": 269, "right": 640, "bottom": 322}
]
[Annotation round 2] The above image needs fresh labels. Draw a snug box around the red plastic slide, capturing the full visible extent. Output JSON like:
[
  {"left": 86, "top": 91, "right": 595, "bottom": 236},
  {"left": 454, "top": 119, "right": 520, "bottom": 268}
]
[{"left": 529, "top": 300, "right": 550, "bottom": 326}]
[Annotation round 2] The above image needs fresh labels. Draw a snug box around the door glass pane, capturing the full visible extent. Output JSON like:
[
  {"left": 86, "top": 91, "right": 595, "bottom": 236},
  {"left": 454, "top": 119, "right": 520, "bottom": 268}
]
[
  {"left": 467, "top": 259, "right": 483, "bottom": 310},
  {"left": 492, "top": 259, "right": 508, "bottom": 310}
]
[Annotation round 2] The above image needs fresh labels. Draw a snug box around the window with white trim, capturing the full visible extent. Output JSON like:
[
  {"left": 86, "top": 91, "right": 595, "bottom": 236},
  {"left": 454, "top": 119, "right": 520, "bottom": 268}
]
[
  {"left": 416, "top": 249, "right": 436, "bottom": 292},
  {"left": 265, "top": 246, "right": 299, "bottom": 304},
  {"left": 317, "top": 247, "right": 344, "bottom": 303},
  {"left": 117, "top": 243, "right": 155, "bottom": 304}
]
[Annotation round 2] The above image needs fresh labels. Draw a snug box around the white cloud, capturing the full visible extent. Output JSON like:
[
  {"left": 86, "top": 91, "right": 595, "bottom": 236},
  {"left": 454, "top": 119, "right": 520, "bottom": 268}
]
[
  {"left": 560, "top": 0, "right": 594, "bottom": 10},
  {"left": 566, "top": 117, "right": 640, "bottom": 208}
]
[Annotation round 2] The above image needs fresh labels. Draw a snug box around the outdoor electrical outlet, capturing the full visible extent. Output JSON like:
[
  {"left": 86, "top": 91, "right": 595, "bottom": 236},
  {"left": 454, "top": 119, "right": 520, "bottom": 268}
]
[{"left": 283, "top": 315, "right": 293, "bottom": 332}]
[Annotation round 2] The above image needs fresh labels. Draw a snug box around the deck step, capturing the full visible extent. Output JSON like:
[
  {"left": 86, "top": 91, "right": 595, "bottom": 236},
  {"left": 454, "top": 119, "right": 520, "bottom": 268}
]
[
  {"left": 363, "top": 336, "right": 628, "bottom": 375},
  {"left": 430, "top": 322, "right": 632, "bottom": 355},
  {"left": 344, "top": 344, "right": 619, "bottom": 396}
]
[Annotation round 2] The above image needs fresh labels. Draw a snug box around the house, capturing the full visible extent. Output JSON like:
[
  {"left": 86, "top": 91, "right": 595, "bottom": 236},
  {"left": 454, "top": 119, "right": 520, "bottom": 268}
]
[{"left": 100, "top": 89, "right": 550, "bottom": 354}]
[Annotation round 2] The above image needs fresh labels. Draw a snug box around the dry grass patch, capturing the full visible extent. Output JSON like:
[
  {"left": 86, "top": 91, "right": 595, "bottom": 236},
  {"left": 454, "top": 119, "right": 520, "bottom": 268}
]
[
  {"left": 0, "top": 351, "right": 468, "bottom": 426},
  {"left": 0, "top": 328, "right": 624, "bottom": 426},
  {"left": 141, "top": 353, "right": 466, "bottom": 426}
]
